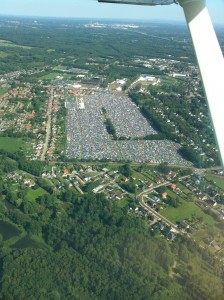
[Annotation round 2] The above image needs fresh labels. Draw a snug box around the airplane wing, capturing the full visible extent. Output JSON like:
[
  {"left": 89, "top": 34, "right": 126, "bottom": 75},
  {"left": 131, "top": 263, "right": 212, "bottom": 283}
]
[{"left": 98, "top": 0, "right": 176, "bottom": 6}]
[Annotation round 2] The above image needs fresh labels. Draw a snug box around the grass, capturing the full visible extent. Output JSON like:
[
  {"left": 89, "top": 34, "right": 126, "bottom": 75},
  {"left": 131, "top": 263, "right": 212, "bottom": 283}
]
[
  {"left": 39, "top": 72, "right": 61, "bottom": 80},
  {"left": 161, "top": 198, "right": 217, "bottom": 225},
  {"left": 167, "top": 190, "right": 179, "bottom": 199},
  {"left": 142, "top": 172, "right": 154, "bottom": 181},
  {"left": 205, "top": 175, "right": 224, "bottom": 189},
  {"left": 0, "top": 220, "right": 21, "bottom": 241},
  {"left": 0, "top": 137, "right": 23, "bottom": 153},
  {"left": 116, "top": 198, "right": 129, "bottom": 208},
  {"left": 13, "top": 234, "right": 48, "bottom": 249},
  {"left": 132, "top": 171, "right": 146, "bottom": 181},
  {"left": 0, "top": 51, "right": 8, "bottom": 58},
  {"left": 176, "top": 182, "right": 190, "bottom": 194},
  {"left": 53, "top": 65, "right": 68, "bottom": 71},
  {"left": 0, "top": 87, "right": 9, "bottom": 96},
  {"left": 0, "top": 39, "right": 32, "bottom": 49},
  {"left": 25, "top": 188, "right": 48, "bottom": 201},
  {"left": 161, "top": 76, "right": 177, "bottom": 84}
]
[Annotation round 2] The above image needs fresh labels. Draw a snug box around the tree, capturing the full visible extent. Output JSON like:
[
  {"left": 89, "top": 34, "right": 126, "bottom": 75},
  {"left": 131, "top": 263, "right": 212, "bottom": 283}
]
[
  {"left": 119, "top": 164, "right": 133, "bottom": 177},
  {"left": 157, "top": 162, "right": 170, "bottom": 175}
]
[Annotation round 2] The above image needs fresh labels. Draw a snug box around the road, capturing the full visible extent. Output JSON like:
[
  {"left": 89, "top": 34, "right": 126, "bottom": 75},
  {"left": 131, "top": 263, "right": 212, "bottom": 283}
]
[
  {"left": 138, "top": 182, "right": 180, "bottom": 233},
  {"left": 41, "top": 89, "right": 53, "bottom": 161}
]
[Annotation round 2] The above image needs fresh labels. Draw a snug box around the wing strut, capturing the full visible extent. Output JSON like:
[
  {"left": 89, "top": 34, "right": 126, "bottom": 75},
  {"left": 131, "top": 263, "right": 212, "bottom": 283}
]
[
  {"left": 98, "top": 0, "right": 224, "bottom": 168},
  {"left": 179, "top": 0, "right": 224, "bottom": 168}
]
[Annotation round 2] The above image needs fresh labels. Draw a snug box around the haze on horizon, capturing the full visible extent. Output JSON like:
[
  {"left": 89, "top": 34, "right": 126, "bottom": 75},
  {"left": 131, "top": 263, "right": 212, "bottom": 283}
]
[{"left": 0, "top": 0, "right": 223, "bottom": 25}]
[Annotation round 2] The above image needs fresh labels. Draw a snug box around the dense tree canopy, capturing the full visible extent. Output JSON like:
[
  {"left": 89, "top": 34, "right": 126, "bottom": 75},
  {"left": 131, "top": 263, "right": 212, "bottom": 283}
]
[{"left": 0, "top": 152, "right": 224, "bottom": 299}]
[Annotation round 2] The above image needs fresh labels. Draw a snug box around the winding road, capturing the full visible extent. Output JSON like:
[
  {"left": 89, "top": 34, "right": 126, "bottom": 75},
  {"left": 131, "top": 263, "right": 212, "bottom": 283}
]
[{"left": 138, "top": 182, "right": 180, "bottom": 233}]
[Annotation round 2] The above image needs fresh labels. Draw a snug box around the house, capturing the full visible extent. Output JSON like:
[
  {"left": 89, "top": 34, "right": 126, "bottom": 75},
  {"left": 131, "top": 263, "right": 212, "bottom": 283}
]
[
  {"left": 84, "top": 177, "right": 91, "bottom": 182},
  {"left": 198, "top": 193, "right": 208, "bottom": 201},
  {"left": 210, "top": 240, "right": 221, "bottom": 251},
  {"left": 207, "top": 199, "right": 217, "bottom": 207},
  {"left": 152, "top": 196, "right": 160, "bottom": 202},
  {"left": 186, "top": 227, "right": 195, "bottom": 234},
  {"left": 161, "top": 192, "right": 167, "bottom": 199},
  {"left": 24, "top": 179, "right": 35, "bottom": 188},
  {"left": 115, "top": 193, "right": 123, "bottom": 200},
  {"left": 178, "top": 221, "right": 189, "bottom": 230},
  {"left": 147, "top": 182, "right": 153, "bottom": 187},
  {"left": 164, "top": 230, "right": 176, "bottom": 241},
  {"left": 189, "top": 185, "right": 196, "bottom": 192},
  {"left": 170, "top": 172, "right": 177, "bottom": 179},
  {"left": 170, "top": 183, "right": 177, "bottom": 191},
  {"left": 155, "top": 178, "right": 161, "bottom": 184},
  {"left": 93, "top": 185, "right": 105, "bottom": 194}
]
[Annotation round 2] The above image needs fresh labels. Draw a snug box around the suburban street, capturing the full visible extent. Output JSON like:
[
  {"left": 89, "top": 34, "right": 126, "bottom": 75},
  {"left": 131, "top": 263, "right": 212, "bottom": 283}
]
[
  {"left": 41, "top": 89, "right": 53, "bottom": 161},
  {"left": 138, "top": 183, "right": 180, "bottom": 233}
]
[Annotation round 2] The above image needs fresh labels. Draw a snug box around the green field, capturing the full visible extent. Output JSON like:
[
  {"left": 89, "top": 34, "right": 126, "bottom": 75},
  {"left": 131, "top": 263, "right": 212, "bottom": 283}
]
[
  {"left": 206, "top": 175, "right": 224, "bottom": 189},
  {"left": 116, "top": 198, "right": 129, "bottom": 208},
  {"left": 47, "top": 49, "right": 55, "bottom": 53},
  {"left": 133, "top": 171, "right": 147, "bottom": 181},
  {"left": 0, "top": 39, "right": 32, "bottom": 49},
  {"left": 25, "top": 187, "right": 47, "bottom": 201},
  {"left": 0, "top": 51, "right": 8, "bottom": 58},
  {"left": 161, "top": 198, "right": 216, "bottom": 225},
  {"left": 0, "top": 137, "right": 23, "bottom": 153},
  {"left": 0, "top": 220, "right": 21, "bottom": 240},
  {"left": 53, "top": 65, "right": 68, "bottom": 71},
  {"left": 0, "top": 87, "right": 9, "bottom": 96},
  {"left": 39, "top": 72, "right": 61, "bottom": 80}
]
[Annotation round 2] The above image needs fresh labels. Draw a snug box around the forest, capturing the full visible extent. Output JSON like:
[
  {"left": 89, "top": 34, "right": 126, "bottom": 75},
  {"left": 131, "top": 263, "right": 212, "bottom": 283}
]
[
  {"left": 0, "top": 17, "right": 196, "bottom": 75},
  {"left": 0, "top": 150, "right": 224, "bottom": 299}
]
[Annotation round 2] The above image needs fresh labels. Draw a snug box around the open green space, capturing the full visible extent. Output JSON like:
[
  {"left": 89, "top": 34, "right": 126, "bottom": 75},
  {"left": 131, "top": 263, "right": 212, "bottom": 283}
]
[
  {"left": 167, "top": 190, "right": 179, "bottom": 199},
  {"left": 116, "top": 198, "right": 129, "bottom": 208},
  {"left": 0, "top": 51, "right": 8, "bottom": 58},
  {"left": 53, "top": 65, "right": 68, "bottom": 71},
  {"left": 13, "top": 235, "right": 46, "bottom": 249},
  {"left": 0, "top": 87, "right": 9, "bottom": 96},
  {"left": 142, "top": 171, "right": 154, "bottom": 181},
  {"left": 160, "top": 76, "right": 177, "bottom": 84},
  {"left": 176, "top": 182, "right": 190, "bottom": 194},
  {"left": 25, "top": 187, "right": 48, "bottom": 201},
  {"left": 205, "top": 175, "right": 224, "bottom": 189},
  {"left": 132, "top": 171, "right": 147, "bottom": 181},
  {"left": 39, "top": 72, "right": 61, "bottom": 80},
  {"left": 0, "top": 220, "right": 21, "bottom": 240},
  {"left": 161, "top": 198, "right": 217, "bottom": 225},
  {"left": 0, "top": 137, "right": 23, "bottom": 153},
  {"left": 0, "top": 40, "right": 32, "bottom": 49},
  {"left": 47, "top": 49, "right": 55, "bottom": 53}
]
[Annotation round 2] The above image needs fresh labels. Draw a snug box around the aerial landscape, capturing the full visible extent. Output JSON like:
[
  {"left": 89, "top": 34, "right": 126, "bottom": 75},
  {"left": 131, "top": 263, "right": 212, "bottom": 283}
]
[{"left": 0, "top": 5, "right": 224, "bottom": 299}]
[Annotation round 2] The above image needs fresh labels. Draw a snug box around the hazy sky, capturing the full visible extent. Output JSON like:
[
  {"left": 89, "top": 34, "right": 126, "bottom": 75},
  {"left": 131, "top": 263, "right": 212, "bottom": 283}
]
[{"left": 0, "top": 0, "right": 223, "bottom": 25}]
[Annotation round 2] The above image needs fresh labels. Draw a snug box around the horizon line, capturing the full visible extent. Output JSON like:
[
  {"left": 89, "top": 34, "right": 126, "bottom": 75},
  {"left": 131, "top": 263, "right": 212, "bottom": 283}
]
[{"left": 0, "top": 14, "right": 223, "bottom": 27}]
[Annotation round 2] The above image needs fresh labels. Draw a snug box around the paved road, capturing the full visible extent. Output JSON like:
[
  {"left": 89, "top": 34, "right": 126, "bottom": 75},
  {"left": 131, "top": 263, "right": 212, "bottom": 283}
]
[
  {"left": 41, "top": 89, "right": 53, "bottom": 161},
  {"left": 138, "top": 183, "right": 180, "bottom": 233}
]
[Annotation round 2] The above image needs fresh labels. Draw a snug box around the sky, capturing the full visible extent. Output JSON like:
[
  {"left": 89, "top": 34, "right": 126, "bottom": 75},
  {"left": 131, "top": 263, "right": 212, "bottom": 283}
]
[{"left": 0, "top": 0, "right": 223, "bottom": 25}]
